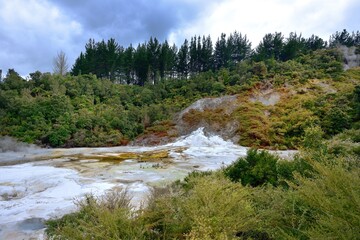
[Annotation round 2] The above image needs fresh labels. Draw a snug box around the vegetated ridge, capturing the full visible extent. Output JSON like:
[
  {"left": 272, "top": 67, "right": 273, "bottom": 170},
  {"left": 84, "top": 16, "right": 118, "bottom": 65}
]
[{"left": 0, "top": 29, "right": 360, "bottom": 150}]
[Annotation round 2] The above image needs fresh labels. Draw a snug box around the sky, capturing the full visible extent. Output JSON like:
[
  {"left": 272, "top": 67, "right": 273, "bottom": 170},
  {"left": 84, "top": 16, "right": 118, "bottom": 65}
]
[{"left": 0, "top": 0, "right": 359, "bottom": 77}]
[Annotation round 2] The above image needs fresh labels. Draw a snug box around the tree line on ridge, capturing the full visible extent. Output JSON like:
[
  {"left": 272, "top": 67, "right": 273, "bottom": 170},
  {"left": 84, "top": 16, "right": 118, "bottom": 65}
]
[{"left": 70, "top": 29, "right": 360, "bottom": 85}]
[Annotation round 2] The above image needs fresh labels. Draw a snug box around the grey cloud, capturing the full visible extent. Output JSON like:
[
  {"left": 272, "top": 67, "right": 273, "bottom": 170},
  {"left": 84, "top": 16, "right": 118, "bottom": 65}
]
[
  {"left": 0, "top": 0, "right": 205, "bottom": 76},
  {"left": 49, "top": 0, "right": 203, "bottom": 45},
  {"left": 8, "top": 0, "right": 356, "bottom": 77}
]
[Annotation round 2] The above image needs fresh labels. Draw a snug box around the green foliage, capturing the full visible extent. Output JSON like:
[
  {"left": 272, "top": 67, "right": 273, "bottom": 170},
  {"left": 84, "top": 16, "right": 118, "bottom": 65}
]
[
  {"left": 232, "top": 159, "right": 358, "bottom": 239},
  {"left": 322, "top": 107, "right": 351, "bottom": 135},
  {"left": 179, "top": 176, "right": 254, "bottom": 239},
  {"left": 281, "top": 32, "right": 306, "bottom": 61},
  {"left": 301, "top": 125, "right": 325, "bottom": 150},
  {"left": 46, "top": 139, "right": 360, "bottom": 240},
  {"left": 140, "top": 175, "right": 256, "bottom": 240},
  {"left": 298, "top": 48, "right": 344, "bottom": 78},
  {"left": 224, "top": 149, "right": 279, "bottom": 186},
  {"left": 46, "top": 190, "right": 144, "bottom": 240},
  {"left": 0, "top": 69, "right": 27, "bottom": 93},
  {"left": 69, "top": 30, "right": 338, "bottom": 85},
  {"left": 0, "top": 70, "right": 228, "bottom": 147},
  {"left": 353, "top": 85, "right": 360, "bottom": 121},
  {"left": 286, "top": 159, "right": 360, "bottom": 239},
  {"left": 251, "top": 61, "right": 267, "bottom": 79},
  {"left": 330, "top": 29, "right": 360, "bottom": 47},
  {"left": 326, "top": 129, "right": 360, "bottom": 161},
  {"left": 254, "top": 32, "right": 284, "bottom": 61}
]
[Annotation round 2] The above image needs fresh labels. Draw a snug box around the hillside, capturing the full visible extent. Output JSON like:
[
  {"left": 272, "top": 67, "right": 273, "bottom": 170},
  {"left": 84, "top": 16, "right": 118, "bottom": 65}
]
[
  {"left": 168, "top": 69, "right": 360, "bottom": 149},
  {"left": 1, "top": 46, "right": 360, "bottom": 150},
  {"left": 135, "top": 49, "right": 360, "bottom": 149}
]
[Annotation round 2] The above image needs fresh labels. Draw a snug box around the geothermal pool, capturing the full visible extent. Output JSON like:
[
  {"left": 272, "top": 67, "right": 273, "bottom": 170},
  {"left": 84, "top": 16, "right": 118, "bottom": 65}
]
[{"left": 0, "top": 129, "right": 293, "bottom": 239}]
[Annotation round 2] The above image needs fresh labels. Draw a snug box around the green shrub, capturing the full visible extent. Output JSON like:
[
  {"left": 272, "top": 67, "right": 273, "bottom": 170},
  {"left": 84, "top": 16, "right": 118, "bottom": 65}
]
[
  {"left": 211, "top": 81, "right": 226, "bottom": 93},
  {"left": 251, "top": 62, "right": 267, "bottom": 79},
  {"left": 233, "top": 102, "right": 271, "bottom": 147},
  {"left": 182, "top": 176, "right": 255, "bottom": 239},
  {"left": 322, "top": 107, "right": 351, "bottom": 136},
  {"left": 224, "top": 149, "right": 279, "bottom": 187},
  {"left": 289, "top": 159, "right": 360, "bottom": 239},
  {"left": 142, "top": 175, "right": 255, "bottom": 239},
  {"left": 46, "top": 124, "right": 71, "bottom": 147},
  {"left": 46, "top": 189, "right": 144, "bottom": 240}
]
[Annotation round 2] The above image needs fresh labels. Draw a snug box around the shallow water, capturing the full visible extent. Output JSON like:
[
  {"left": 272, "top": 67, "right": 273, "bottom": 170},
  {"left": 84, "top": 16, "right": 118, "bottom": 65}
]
[{"left": 0, "top": 128, "right": 294, "bottom": 239}]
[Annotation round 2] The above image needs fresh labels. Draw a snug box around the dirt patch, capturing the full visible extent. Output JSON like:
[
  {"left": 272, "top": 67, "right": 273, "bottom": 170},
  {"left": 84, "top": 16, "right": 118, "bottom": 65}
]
[
  {"left": 249, "top": 88, "right": 281, "bottom": 106},
  {"left": 132, "top": 121, "right": 179, "bottom": 146},
  {"left": 311, "top": 80, "right": 337, "bottom": 94},
  {"left": 178, "top": 95, "right": 239, "bottom": 118}
]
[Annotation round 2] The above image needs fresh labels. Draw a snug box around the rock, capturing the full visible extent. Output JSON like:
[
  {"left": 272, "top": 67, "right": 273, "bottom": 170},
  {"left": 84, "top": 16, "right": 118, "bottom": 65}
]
[
  {"left": 178, "top": 95, "right": 238, "bottom": 118},
  {"left": 175, "top": 95, "right": 240, "bottom": 142}
]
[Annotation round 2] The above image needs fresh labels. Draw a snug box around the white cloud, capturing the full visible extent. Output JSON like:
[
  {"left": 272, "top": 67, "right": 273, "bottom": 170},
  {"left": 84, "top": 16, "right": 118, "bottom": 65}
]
[
  {"left": 0, "top": 0, "right": 83, "bottom": 75},
  {"left": 169, "top": 0, "right": 358, "bottom": 46}
]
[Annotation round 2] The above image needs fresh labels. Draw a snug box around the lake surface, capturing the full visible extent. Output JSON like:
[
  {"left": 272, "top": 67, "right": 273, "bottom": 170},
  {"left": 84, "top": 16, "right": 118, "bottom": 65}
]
[{"left": 0, "top": 128, "right": 294, "bottom": 239}]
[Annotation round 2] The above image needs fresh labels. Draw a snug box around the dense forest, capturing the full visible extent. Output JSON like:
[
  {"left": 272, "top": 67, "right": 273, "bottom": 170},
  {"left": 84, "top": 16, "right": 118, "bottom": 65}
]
[
  {"left": 70, "top": 29, "right": 359, "bottom": 85},
  {"left": 0, "top": 29, "right": 360, "bottom": 148}
]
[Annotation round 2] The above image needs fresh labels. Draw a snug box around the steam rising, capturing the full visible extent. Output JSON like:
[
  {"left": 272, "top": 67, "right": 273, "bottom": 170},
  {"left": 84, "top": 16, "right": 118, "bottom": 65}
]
[{"left": 0, "top": 136, "right": 40, "bottom": 153}]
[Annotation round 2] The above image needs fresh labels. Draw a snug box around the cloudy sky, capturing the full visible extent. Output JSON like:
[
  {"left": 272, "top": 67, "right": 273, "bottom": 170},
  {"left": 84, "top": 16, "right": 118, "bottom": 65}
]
[{"left": 1, "top": 0, "right": 359, "bottom": 77}]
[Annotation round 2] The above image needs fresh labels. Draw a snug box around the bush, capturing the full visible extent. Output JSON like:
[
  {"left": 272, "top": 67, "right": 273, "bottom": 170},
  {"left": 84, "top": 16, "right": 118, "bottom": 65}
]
[
  {"left": 181, "top": 176, "right": 255, "bottom": 239},
  {"left": 288, "top": 159, "right": 360, "bottom": 239},
  {"left": 224, "top": 149, "right": 279, "bottom": 187},
  {"left": 142, "top": 175, "right": 255, "bottom": 239},
  {"left": 233, "top": 102, "right": 271, "bottom": 147},
  {"left": 46, "top": 189, "right": 144, "bottom": 240},
  {"left": 322, "top": 107, "right": 351, "bottom": 136},
  {"left": 251, "top": 62, "right": 267, "bottom": 79}
]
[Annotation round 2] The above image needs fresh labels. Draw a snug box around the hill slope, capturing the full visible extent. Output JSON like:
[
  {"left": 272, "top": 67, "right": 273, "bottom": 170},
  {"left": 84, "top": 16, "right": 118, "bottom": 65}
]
[
  {"left": 136, "top": 66, "right": 360, "bottom": 149},
  {"left": 1, "top": 48, "right": 360, "bottom": 149}
]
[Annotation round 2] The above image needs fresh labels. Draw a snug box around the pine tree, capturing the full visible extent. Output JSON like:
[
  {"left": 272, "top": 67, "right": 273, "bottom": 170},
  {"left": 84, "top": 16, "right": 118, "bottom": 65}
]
[
  {"left": 281, "top": 32, "right": 306, "bottom": 61},
  {"left": 134, "top": 43, "right": 149, "bottom": 86},
  {"left": 254, "top": 32, "right": 284, "bottom": 61},
  {"left": 107, "top": 38, "right": 122, "bottom": 82},
  {"left": 95, "top": 40, "right": 109, "bottom": 78},
  {"left": 147, "top": 37, "right": 161, "bottom": 84},
  {"left": 305, "top": 35, "right": 327, "bottom": 52},
  {"left": 227, "top": 31, "right": 251, "bottom": 64},
  {"left": 177, "top": 39, "right": 189, "bottom": 79},
  {"left": 159, "top": 41, "right": 177, "bottom": 80},
  {"left": 123, "top": 45, "right": 135, "bottom": 84},
  {"left": 214, "top": 33, "right": 229, "bottom": 70},
  {"left": 189, "top": 36, "right": 198, "bottom": 75},
  {"left": 84, "top": 38, "right": 97, "bottom": 74},
  {"left": 71, "top": 52, "right": 86, "bottom": 76},
  {"left": 330, "top": 29, "right": 354, "bottom": 47},
  {"left": 201, "top": 35, "right": 213, "bottom": 72}
]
